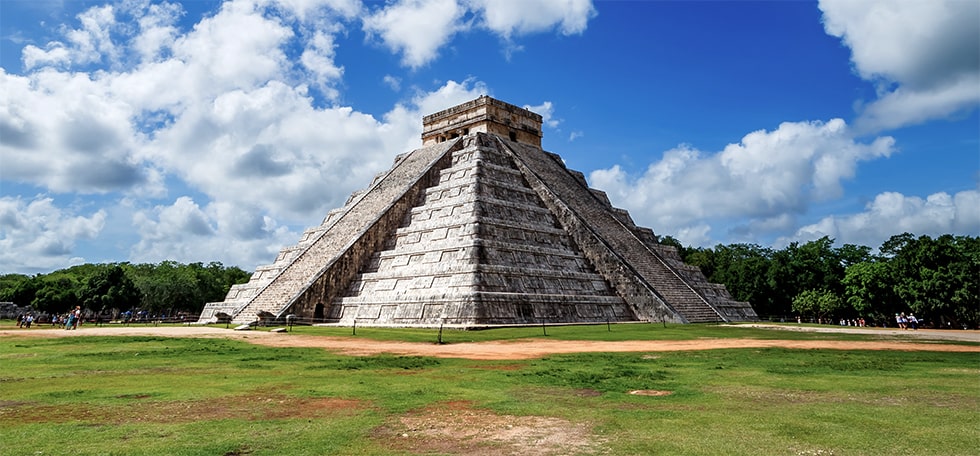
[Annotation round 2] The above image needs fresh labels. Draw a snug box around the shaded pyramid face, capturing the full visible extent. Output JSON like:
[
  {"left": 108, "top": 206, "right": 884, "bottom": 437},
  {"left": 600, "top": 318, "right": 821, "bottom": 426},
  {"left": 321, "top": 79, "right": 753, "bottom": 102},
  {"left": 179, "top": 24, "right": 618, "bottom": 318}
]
[{"left": 199, "top": 98, "right": 757, "bottom": 327}]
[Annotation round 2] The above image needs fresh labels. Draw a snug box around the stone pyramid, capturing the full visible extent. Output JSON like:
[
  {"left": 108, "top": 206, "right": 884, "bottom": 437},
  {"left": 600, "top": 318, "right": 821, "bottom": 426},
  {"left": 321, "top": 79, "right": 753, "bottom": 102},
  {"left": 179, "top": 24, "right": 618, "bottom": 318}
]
[{"left": 199, "top": 96, "right": 758, "bottom": 326}]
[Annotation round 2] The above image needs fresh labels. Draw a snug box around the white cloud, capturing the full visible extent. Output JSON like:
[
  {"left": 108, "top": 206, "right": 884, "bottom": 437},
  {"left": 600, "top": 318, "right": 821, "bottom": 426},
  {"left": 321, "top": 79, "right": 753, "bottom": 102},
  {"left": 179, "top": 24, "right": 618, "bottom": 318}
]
[
  {"left": 524, "top": 101, "right": 559, "bottom": 128},
  {"left": 131, "top": 0, "right": 184, "bottom": 61},
  {"left": 20, "top": 3, "right": 127, "bottom": 70},
  {"left": 0, "top": 196, "right": 106, "bottom": 273},
  {"left": 362, "top": 0, "right": 596, "bottom": 68},
  {"left": 272, "top": 0, "right": 362, "bottom": 22},
  {"left": 0, "top": 68, "right": 147, "bottom": 194},
  {"left": 300, "top": 30, "right": 344, "bottom": 99},
  {"left": 65, "top": 4, "right": 120, "bottom": 66},
  {"left": 852, "top": 73, "right": 980, "bottom": 133},
  {"left": 3, "top": 0, "right": 555, "bottom": 273},
  {"left": 362, "top": 0, "right": 465, "bottom": 69},
  {"left": 785, "top": 190, "right": 980, "bottom": 248},
  {"left": 589, "top": 119, "right": 895, "bottom": 246},
  {"left": 170, "top": 0, "right": 293, "bottom": 96},
  {"left": 130, "top": 197, "right": 297, "bottom": 268},
  {"left": 470, "top": 0, "right": 596, "bottom": 38},
  {"left": 22, "top": 42, "right": 71, "bottom": 69},
  {"left": 819, "top": 0, "right": 980, "bottom": 132},
  {"left": 383, "top": 74, "right": 401, "bottom": 91}
]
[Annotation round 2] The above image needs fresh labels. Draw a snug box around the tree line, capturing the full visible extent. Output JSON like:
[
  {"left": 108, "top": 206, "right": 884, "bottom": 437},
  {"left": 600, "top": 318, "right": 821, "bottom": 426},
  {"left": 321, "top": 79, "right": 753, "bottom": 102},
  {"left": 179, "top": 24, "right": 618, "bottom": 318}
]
[
  {"left": 0, "top": 261, "right": 250, "bottom": 318},
  {"left": 665, "top": 233, "right": 978, "bottom": 328},
  {"left": 0, "top": 232, "right": 976, "bottom": 328}
]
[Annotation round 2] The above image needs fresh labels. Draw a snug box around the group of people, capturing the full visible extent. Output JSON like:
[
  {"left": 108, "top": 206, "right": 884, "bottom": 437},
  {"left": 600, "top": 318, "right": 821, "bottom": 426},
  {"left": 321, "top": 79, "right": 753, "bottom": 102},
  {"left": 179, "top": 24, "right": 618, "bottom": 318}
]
[
  {"left": 15, "top": 313, "right": 35, "bottom": 328},
  {"left": 14, "top": 306, "right": 83, "bottom": 330},
  {"left": 896, "top": 312, "right": 919, "bottom": 330},
  {"left": 63, "top": 306, "right": 83, "bottom": 330},
  {"left": 838, "top": 318, "right": 867, "bottom": 327}
]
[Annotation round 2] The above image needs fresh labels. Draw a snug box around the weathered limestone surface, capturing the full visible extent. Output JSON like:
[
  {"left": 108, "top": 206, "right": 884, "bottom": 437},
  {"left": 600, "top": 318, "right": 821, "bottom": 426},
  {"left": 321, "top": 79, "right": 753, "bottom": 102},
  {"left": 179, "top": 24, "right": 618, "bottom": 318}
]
[
  {"left": 422, "top": 95, "right": 543, "bottom": 147},
  {"left": 332, "top": 133, "right": 631, "bottom": 326},
  {"left": 199, "top": 97, "right": 757, "bottom": 326},
  {"left": 201, "top": 139, "right": 461, "bottom": 324}
]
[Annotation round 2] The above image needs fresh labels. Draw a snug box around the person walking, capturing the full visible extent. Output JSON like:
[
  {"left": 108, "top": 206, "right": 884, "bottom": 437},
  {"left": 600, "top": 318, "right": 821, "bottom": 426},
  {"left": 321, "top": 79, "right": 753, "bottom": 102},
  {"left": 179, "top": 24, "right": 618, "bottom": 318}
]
[{"left": 65, "top": 308, "right": 78, "bottom": 330}]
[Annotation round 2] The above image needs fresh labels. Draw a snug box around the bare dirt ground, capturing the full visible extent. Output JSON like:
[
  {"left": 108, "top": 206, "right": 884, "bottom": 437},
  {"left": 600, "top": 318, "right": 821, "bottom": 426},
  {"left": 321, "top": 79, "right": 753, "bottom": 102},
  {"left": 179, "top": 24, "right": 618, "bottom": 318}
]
[{"left": 1, "top": 324, "right": 977, "bottom": 360}]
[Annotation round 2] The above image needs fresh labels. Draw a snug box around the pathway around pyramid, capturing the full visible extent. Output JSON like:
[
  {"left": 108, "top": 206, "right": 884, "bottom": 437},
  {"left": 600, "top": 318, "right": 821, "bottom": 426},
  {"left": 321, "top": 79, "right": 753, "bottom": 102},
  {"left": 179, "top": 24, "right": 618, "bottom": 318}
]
[{"left": 2, "top": 326, "right": 977, "bottom": 360}]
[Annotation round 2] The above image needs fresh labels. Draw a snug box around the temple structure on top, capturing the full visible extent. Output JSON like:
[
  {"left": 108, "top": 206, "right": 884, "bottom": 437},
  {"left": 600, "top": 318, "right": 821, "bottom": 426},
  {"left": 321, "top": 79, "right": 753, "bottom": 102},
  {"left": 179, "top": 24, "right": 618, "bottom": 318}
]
[
  {"left": 199, "top": 96, "right": 757, "bottom": 327},
  {"left": 421, "top": 95, "right": 543, "bottom": 147}
]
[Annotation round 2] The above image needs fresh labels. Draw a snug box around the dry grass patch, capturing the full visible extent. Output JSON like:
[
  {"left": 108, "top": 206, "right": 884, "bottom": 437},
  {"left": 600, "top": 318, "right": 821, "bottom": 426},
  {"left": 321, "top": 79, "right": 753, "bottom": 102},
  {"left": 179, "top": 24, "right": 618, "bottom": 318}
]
[
  {"left": 0, "top": 394, "right": 363, "bottom": 425},
  {"left": 374, "top": 400, "right": 606, "bottom": 455},
  {"left": 628, "top": 390, "right": 673, "bottom": 396}
]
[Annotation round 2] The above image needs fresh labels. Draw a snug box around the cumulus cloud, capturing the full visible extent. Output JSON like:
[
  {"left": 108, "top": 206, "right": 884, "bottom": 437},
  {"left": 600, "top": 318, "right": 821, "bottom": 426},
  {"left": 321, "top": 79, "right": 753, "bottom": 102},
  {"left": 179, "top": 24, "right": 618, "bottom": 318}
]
[
  {"left": 1, "top": 69, "right": 148, "bottom": 194},
  {"left": 0, "top": 0, "right": 504, "bottom": 273},
  {"left": 300, "top": 30, "right": 344, "bottom": 98},
  {"left": 362, "top": 0, "right": 596, "bottom": 68},
  {"left": 819, "top": 0, "right": 980, "bottom": 132},
  {"left": 589, "top": 119, "right": 895, "bottom": 245},
  {"left": 21, "top": 4, "right": 120, "bottom": 69},
  {"left": 131, "top": 1, "right": 184, "bottom": 61},
  {"left": 130, "top": 196, "right": 296, "bottom": 268},
  {"left": 470, "top": 0, "right": 596, "bottom": 38},
  {"left": 362, "top": 0, "right": 466, "bottom": 69},
  {"left": 0, "top": 196, "right": 107, "bottom": 273},
  {"left": 785, "top": 190, "right": 980, "bottom": 249}
]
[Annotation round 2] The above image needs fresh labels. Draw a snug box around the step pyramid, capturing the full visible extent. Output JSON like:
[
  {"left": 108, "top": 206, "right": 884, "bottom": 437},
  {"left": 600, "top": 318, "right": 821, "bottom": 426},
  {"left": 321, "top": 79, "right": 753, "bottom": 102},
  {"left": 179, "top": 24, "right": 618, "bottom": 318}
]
[{"left": 199, "top": 96, "right": 758, "bottom": 326}]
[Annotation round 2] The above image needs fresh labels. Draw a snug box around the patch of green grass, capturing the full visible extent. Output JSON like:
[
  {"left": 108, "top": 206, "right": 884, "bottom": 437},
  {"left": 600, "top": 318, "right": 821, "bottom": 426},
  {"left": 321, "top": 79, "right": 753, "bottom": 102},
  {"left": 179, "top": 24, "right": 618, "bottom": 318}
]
[
  {"left": 242, "top": 321, "right": 980, "bottom": 346},
  {"left": 1, "top": 327, "right": 977, "bottom": 455}
]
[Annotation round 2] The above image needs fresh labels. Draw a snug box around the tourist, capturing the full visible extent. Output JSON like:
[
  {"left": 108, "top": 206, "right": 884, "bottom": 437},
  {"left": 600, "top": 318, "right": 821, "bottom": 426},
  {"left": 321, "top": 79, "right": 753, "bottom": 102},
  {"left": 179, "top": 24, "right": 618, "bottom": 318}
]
[{"left": 71, "top": 306, "right": 82, "bottom": 330}]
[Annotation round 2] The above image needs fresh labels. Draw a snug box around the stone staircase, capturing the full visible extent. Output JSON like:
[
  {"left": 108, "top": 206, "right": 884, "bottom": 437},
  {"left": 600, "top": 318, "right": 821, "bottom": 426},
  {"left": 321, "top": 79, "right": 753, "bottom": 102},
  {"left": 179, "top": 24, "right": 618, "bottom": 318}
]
[
  {"left": 331, "top": 134, "right": 631, "bottom": 325},
  {"left": 200, "top": 139, "right": 460, "bottom": 324}
]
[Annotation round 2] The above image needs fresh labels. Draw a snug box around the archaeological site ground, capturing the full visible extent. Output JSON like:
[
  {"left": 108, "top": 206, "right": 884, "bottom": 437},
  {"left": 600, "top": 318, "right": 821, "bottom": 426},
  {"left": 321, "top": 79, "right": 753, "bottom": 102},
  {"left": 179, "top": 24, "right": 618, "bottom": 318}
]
[{"left": 1, "top": 322, "right": 978, "bottom": 455}]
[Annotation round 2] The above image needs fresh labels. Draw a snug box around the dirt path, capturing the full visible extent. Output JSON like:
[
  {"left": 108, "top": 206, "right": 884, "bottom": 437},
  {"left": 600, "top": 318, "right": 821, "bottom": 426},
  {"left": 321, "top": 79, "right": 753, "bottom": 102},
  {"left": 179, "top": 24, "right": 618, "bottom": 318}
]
[{"left": 2, "top": 325, "right": 977, "bottom": 360}]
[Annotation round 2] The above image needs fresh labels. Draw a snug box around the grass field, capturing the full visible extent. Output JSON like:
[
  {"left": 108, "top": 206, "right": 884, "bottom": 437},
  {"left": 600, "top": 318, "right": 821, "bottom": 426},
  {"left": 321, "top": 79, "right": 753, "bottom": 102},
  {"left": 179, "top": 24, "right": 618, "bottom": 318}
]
[{"left": 1, "top": 323, "right": 977, "bottom": 455}]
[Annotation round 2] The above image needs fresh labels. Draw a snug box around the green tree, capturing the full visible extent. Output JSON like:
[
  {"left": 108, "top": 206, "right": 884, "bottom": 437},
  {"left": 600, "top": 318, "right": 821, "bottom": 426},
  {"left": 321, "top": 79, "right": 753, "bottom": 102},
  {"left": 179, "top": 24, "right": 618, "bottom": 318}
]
[
  {"left": 890, "top": 234, "right": 978, "bottom": 327},
  {"left": 842, "top": 260, "right": 895, "bottom": 323},
  {"left": 696, "top": 244, "right": 775, "bottom": 316},
  {"left": 767, "top": 237, "right": 849, "bottom": 317},
  {"left": 791, "top": 289, "right": 843, "bottom": 322},
  {"left": 128, "top": 261, "right": 251, "bottom": 315},
  {"left": 78, "top": 264, "right": 142, "bottom": 314},
  {"left": 130, "top": 261, "right": 199, "bottom": 315},
  {"left": 0, "top": 274, "right": 38, "bottom": 308}
]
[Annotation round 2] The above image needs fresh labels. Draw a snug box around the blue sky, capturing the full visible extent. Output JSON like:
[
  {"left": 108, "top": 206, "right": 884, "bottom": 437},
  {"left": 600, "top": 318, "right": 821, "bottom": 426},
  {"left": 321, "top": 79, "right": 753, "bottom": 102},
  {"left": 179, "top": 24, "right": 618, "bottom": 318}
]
[{"left": 1, "top": 0, "right": 978, "bottom": 275}]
